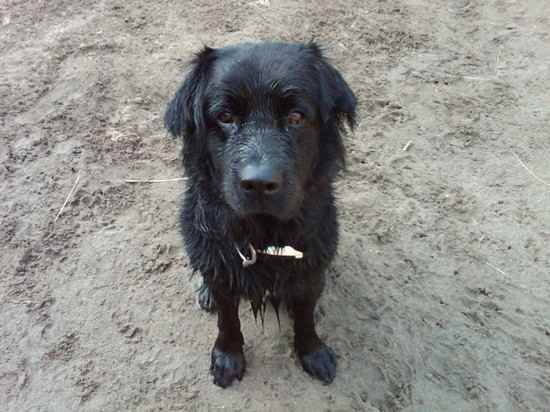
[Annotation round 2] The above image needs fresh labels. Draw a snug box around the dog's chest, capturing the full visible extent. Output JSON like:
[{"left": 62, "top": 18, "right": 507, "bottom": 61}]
[{"left": 235, "top": 255, "right": 309, "bottom": 300}]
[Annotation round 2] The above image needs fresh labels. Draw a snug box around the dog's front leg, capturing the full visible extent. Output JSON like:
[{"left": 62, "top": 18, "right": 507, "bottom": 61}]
[
  {"left": 210, "top": 288, "right": 245, "bottom": 388},
  {"left": 292, "top": 296, "right": 337, "bottom": 384},
  {"left": 196, "top": 277, "right": 217, "bottom": 312}
]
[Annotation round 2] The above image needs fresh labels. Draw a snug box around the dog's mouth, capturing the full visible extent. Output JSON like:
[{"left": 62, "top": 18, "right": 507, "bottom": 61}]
[
  {"left": 225, "top": 186, "right": 301, "bottom": 222},
  {"left": 237, "top": 208, "right": 296, "bottom": 222},
  {"left": 234, "top": 190, "right": 305, "bottom": 220}
]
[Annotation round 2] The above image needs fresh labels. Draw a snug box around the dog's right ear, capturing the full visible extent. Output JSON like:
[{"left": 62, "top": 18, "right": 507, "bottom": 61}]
[{"left": 164, "top": 46, "right": 216, "bottom": 138}]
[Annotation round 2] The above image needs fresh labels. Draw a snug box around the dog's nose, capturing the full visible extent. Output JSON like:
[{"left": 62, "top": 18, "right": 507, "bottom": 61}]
[{"left": 240, "top": 164, "right": 282, "bottom": 195}]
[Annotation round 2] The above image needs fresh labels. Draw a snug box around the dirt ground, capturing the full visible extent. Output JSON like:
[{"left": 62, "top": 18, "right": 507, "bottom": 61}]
[{"left": 1, "top": 0, "right": 550, "bottom": 411}]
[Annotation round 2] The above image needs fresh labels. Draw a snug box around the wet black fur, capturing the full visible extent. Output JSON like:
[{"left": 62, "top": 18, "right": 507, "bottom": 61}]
[{"left": 165, "top": 42, "right": 356, "bottom": 387}]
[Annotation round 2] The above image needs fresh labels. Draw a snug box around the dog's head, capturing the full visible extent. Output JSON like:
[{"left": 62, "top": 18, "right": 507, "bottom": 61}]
[{"left": 165, "top": 42, "right": 356, "bottom": 221}]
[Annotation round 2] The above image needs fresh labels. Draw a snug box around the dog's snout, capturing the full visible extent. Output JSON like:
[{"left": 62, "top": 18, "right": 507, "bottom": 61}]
[{"left": 239, "top": 164, "right": 282, "bottom": 195}]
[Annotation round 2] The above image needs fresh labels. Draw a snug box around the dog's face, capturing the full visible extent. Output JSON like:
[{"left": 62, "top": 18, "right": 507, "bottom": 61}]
[{"left": 165, "top": 42, "right": 356, "bottom": 221}]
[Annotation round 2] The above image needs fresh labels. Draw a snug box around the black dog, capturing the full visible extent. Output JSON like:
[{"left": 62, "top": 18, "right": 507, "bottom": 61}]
[{"left": 164, "top": 42, "right": 356, "bottom": 388}]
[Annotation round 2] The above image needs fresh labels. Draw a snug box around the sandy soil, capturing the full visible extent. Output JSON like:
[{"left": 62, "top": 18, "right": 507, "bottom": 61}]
[{"left": 2, "top": 0, "right": 550, "bottom": 411}]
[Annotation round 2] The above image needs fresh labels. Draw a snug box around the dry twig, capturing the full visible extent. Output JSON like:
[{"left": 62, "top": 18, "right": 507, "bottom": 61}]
[
  {"left": 54, "top": 173, "right": 81, "bottom": 222},
  {"left": 124, "top": 177, "right": 187, "bottom": 183},
  {"left": 486, "top": 262, "right": 507, "bottom": 276},
  {"left": 402, "top": 141, "right": 413, "bottom": 151},
  {"left": 513, "top": 152, "right": 550, "bottom": 188}
]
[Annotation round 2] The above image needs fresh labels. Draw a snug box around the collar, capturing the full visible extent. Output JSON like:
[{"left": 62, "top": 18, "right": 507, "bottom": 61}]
[{"left": 235, "top": 243, "right": 304, "bottom": 267}]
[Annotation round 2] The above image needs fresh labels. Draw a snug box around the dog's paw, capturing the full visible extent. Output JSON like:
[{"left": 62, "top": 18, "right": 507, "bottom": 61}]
[
  {"left": 196, "top": 282, "right": 217, "bottom": 312},
  {"left": 210, "top": 348, "right": 245, "bottom": 388},
  {"left": 299, "top": 344, "right": 337, "bottom": 384}
]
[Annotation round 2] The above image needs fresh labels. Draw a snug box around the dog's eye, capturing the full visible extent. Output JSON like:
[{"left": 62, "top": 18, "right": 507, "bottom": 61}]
[
  {"left": 217, "top": 112, "right": 235, "bottom": 124},
  {"left": 287, "top": 111, "right": 304, "bottom": 126}
]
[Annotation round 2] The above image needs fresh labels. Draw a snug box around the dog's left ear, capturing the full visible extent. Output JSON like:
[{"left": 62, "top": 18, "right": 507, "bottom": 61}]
[
  {"left": 164, "top": 46, "right": 216, "bottom": 138},
  {"left": 309, "top": 43, "right": 357, "bottom": 131}
]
